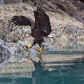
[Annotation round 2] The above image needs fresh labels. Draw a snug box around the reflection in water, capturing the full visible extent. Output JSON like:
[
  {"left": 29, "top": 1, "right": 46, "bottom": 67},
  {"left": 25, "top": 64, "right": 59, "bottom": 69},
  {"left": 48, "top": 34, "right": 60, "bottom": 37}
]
[{"left": 0, "top": 59, "right": 84, "bottom": 84}]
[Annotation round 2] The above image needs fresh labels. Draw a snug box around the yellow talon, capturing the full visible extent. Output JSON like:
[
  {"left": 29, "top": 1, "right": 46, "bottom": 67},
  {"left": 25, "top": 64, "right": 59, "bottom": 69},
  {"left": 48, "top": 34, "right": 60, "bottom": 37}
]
[
  {"left": 24, "top": 33, "right": 27, "bottom": 37},
  {"left": 28, "top": 45, "right": 32, "bottom": 49},
  {"left": 38, "top": 48, "right": 41, "bottom": 52},
  {"left": 28, "top": 58, "right": 31, "bottom": 61}
]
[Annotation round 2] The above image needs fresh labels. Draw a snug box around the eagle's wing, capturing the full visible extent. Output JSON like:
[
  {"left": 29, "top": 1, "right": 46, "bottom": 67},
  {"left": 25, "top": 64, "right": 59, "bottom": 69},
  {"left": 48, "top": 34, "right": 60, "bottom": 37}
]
[
  {"left": 34, "top": 7, "right": 51, "bottom": 35},
  {"left": 11, "top": 16, "right": 35, "bottom": 27}
]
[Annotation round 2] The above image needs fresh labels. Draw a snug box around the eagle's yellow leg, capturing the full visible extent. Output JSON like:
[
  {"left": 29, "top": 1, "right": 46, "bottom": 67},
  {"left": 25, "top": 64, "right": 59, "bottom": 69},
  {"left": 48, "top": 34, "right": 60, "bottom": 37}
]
[
  {"left": 24, "top": 32, "right": 27, "bottom": 37},
  {"left": 38, "top": 48, "right": 41, "bottom": 52},
  {"left": 28, "top": 58, "right": 31, "bottom": 61},
  {"left": 28, "top": 45, "right": 32, "bottom": 49}
]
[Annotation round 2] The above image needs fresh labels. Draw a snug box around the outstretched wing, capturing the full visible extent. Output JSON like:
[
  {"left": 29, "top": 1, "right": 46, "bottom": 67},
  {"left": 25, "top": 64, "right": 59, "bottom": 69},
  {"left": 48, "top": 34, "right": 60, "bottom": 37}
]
[
  {"left": 34, "top": 7, "right": 51, "bottom": 36},
  {"left": 11, "top": 15, "right": 35, "bottom": 27}
]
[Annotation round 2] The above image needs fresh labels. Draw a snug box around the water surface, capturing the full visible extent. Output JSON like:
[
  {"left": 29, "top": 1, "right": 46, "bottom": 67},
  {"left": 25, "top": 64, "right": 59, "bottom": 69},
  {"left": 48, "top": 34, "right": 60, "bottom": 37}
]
[{"left": 0, "top": 53, "right": 84, "bottom": 84}]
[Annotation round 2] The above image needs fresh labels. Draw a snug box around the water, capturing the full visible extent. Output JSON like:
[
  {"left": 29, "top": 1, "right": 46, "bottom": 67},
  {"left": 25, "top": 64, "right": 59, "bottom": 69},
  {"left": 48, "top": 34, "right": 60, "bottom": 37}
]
[
  {"left": 0, "top": 53, "right": 84, "bottom": 84},
  {"left": 0, "top": 42, "right": 84, "bottom": 84},
  {"left": 0, "top": 63, "right": 84, "bottom": 84}
]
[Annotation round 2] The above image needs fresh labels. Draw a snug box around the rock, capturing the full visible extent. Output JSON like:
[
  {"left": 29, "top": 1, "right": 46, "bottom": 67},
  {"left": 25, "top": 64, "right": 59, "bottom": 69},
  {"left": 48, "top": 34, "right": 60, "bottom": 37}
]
[
  {"left": 9, "top": 33, "right": 20, "bottom": 43},
  {"left": 68, "top": 35, "right": 78, "bottom": 44},
  {"left": 55, "top": 1, "right": 84, "bottom": 24},
  {"left": 57, "top": 34, "right": 68, "bottom": 46},
  {"left": 0, "top": 0, "right": 3, "bottom": 4},
  {"left": 46, "top": 1, "right": 64, "bottom": 13},
  {"left": 0, "top": 30, "right": 6, "bottom": 41},
  {"left": 8, "top": 56, "right": 17, "bottom": 63},
  {"left": 71, "top": 0, "right": 84, "bottom": 11},
  {"left": 33, "top": 56, "right": 40, "bottom": 62},
  {"left": 15, "top": 27, "right": 24, "bottom": 35},
  {"left": 64, "top": 25, "right": 81, "bottom": 36},
  {"left": 31, "top": 44, "right": 39, "bottom": 50},
  {"left": 0, "top": 39, "right": 6, "bottom": 46},
  {"left": 9, "top": 46, "right": 17, "bottom": 54},
  {"left": 78, "top": 36, "right": 84, "bottom": 41},
  {"left": 46, "top": 1, "right": 56, "bottom": 10},
  {"left": 71, "top": 25, "right": 81, "bottom": 36},
  {"left": 44, "top": 44, "right": 55, "bottom": 51},
  {"left": 56, "top": 30, "right": 60, "bottom": 37},
  {"left": 32, "top": 0, "right": 41, "bottom": 5},
  {"left": 53, "top": 25, "right": 57, "bottom": 30},
  {"left": 9, "top": 43, "right": 15, "bottom": 47},
  {"left": 18, "top": 58, "right": 28, "bottom": 62},
  {"left": 55, "top": 1, "right": 78, "bottom": 16},
  {"left": 17, "top": 40, "right": 25, "bottom": 47},
  {"left": 13, "top": 41, "right": 26, "bottom": 54},
  {"left": 75, "top": 14, "right": 84, "bottom": 24},
  {"left": 24, "top": 52, "right": 29, "bottom": 56},
  {"left": 0, "top": 21, "right": 11, "bottom": 41},
  {"left": 0, "top": 39, "right": 11, "bottom": 63},
  {"left": 16, "top": 45, "right": 23, "bottom": 53},
  {"left": 41, "top": 4, "right": 49, "bottom": 9},
  {"left": 3, "top": 0, "right": 22, "bottom": 4},
  {"left": 23, "top": 0, "right": 34, "bottom": 6},
  {"left": 43, "top": 37, "right": 51, "bottom": 45},
  {"left": 41, "top": 0, "right": 48, "bottom": 4},
  {"left": 29, "top": 48, "right": 39, "bottom": 60}
]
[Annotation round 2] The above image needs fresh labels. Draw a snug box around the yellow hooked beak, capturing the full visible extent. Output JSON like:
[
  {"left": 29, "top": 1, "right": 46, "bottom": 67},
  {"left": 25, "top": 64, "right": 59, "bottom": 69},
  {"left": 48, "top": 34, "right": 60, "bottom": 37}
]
[{"left": 24, "top": 32, "right": 27, "bottom": 37}]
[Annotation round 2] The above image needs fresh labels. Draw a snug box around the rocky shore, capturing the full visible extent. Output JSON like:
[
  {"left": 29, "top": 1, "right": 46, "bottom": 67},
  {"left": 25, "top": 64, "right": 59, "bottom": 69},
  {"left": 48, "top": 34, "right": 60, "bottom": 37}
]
[{"left": 0, "top": 2, "right": 84, "bottom": 66}]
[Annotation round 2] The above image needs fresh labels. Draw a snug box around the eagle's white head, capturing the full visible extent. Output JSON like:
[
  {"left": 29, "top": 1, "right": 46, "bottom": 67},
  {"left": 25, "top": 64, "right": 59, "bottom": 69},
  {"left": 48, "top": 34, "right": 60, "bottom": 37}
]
[{"left": 24, "top": 28, "right": 31, "bottom": 36}]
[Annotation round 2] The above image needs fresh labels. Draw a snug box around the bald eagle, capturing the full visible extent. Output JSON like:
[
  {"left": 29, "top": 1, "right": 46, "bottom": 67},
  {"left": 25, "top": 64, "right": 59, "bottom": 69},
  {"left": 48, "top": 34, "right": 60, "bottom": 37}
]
[{"left": 11, "top": 7, "right": 51, "bottom": 51}]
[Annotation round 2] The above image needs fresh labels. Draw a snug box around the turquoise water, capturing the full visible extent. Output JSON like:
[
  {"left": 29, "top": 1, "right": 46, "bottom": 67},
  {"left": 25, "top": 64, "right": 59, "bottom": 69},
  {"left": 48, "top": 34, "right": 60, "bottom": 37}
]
[{"left": 0, "top": 56, "right": 84, "bottom": 84}]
